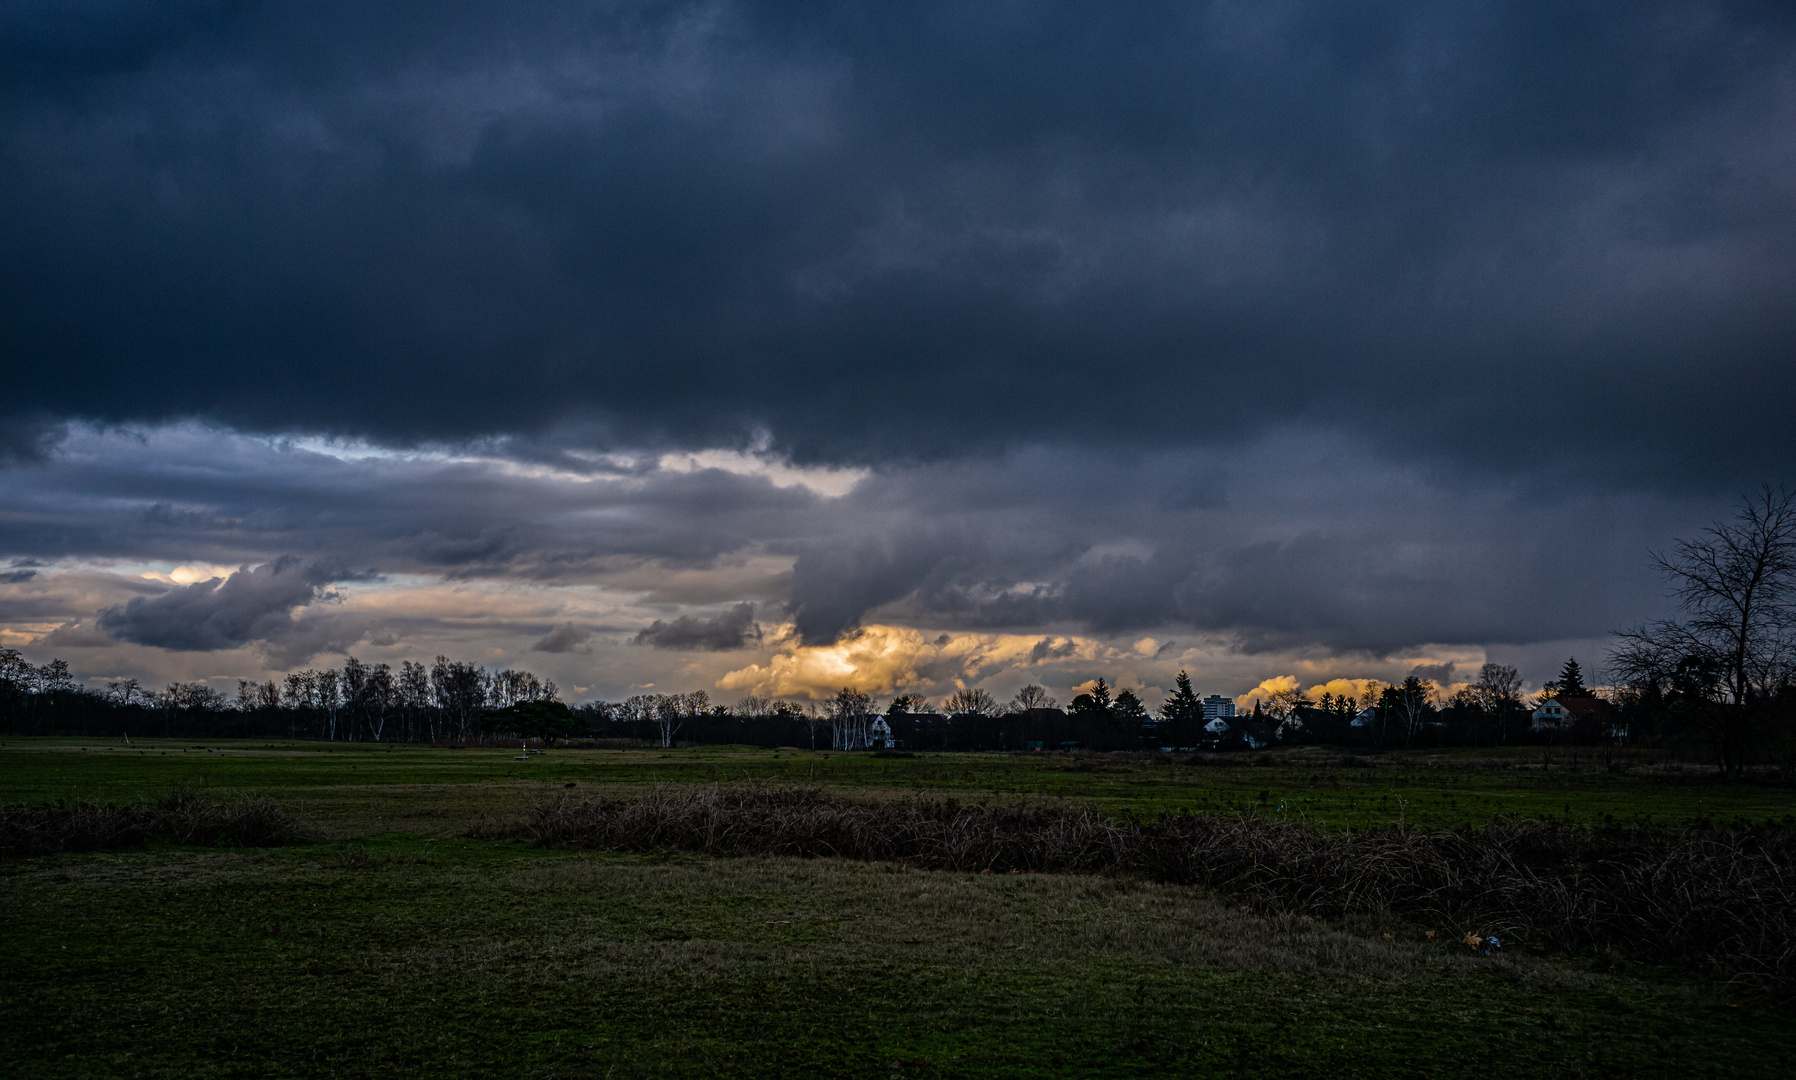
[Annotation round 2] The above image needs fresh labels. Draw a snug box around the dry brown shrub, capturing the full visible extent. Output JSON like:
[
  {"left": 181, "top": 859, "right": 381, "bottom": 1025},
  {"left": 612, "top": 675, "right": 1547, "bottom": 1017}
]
[
  {"left": 522, "top": 785, "right": 1796, "bottom": 994},
  {"left": 0, "top": 788, "right": 306, "bottom": 858}
]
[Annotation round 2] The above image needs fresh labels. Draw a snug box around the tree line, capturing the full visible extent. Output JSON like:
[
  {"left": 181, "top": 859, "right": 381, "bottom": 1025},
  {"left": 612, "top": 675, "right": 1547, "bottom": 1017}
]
[
  {"left": 0, "top": 652, "right": 559, "bottom": 743},
  {"left": 4, "top": 488, "right": 1792, "bottom": 776},
  {"left": 0, "top": 647, "right": 1640, "bottom": 755}
]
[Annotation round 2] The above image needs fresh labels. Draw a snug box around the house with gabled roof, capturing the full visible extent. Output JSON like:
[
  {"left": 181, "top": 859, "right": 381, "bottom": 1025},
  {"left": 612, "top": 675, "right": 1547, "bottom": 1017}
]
[{"left": 1531, "top": 695, "right": 1613, "bottom": 733}]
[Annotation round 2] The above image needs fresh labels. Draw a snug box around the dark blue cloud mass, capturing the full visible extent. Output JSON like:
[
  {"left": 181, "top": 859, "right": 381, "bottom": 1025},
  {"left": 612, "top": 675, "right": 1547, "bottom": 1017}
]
[
  {"left": 1, "top": 2, "right": 1793, "bottom": 686},
  {"left": 0, "top": 1, "right": 1791, "bottom": 487}
]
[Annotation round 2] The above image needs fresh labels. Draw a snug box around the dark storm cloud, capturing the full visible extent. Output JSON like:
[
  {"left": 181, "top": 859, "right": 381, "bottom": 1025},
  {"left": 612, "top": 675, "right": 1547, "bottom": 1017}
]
[
  {"left": 0, "top": 419, "right": 63, "bottom": 466},
  {"left": 0, "top": 559, "right": 43, "bottom": 584},
  {"left": 632, "top": 602, "right": 763, "bottom": 651},
  {"left": 1, "top": 1, "right": 1793, "bottom": 486},
  {"left": 532, "top": 623, "right": 595, "bottom": 655},
  {"left": 779, "top": 440, "right": 1708, "bottom": 651},
  {"left": 97, "top": 556, "right": 344, "bottom": 652},
  {"left": 0, "top": 425, "right": 837, "bottom": 586},
  {"left": 1409, "top": 662, "right": 1458, "bottom": 685},
  {"left": 0, "top": 423, "right": 1724, "bottom": 672}
]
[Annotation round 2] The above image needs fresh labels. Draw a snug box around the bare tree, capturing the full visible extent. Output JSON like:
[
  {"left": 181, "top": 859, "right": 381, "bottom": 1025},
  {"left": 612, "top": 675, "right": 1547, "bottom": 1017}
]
[
  {"left": 431, "top": 656, "right": 489, "bottom": 741},
  {"left": 235, "top": 678, "right": 278, "bottom": 712},
  {"left": 364, "top": 663, "right": 395, "bottom": 741},
  {"left": 1473, "top": 662, "right": 1522, "bottom": 745},
  {"left": 1262, "top": 685, "right": 1311, "bottom": 723},
  {"left": 398, "top": 660, "right": 432, "bottom": 740},
  {"left": 1612, "top": 486, "right": 1796, "bottom": 779},
  {"left": 1393, "top": 676, "right": 1436, "bottom": 748},
  {"left": 341, "top": 656, "right": 370, "bottom": 739},
  {"left": 942, "top": 687, "right": 997, "bottom": 716},
  {"left": 161, "top": 681, "right": 226, "bottom": 711},
  {"left": 652, "top": 694, "right": 686, "bottom": 749},
  {"left": 1009, "top": 684, "right": 1057, "bottom": 712},
  {"left": 831, "top": 687, "right": 873, "bottom": 749},
  {"left": 799, "top": 698, "right": 828, "bottom": 750}
]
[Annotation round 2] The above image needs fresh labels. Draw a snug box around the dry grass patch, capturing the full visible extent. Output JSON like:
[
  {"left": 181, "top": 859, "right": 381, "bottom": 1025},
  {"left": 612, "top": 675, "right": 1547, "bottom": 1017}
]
[
  {"left": 0, "top": 787, "right": 306, "bottom": 858},
  {"left": 522, "top": 785, "right": 1796, "bottom": 994}
]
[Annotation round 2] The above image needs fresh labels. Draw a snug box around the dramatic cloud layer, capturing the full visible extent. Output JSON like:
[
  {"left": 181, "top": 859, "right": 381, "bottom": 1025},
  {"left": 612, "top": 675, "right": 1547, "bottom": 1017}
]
[
  {"left": 0, "top": 422, "right": 1711, "bottom": 698},
  {"left": 2, "top": 3, "right": 1790, "bottom": 701},
  {"left": 1, "top": 1, "right": 1793, "bottom": 485}
]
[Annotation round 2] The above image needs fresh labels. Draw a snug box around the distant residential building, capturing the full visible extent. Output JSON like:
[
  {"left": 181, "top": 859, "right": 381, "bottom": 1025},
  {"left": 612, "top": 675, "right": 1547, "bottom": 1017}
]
[
  {"left": 1218, "top": 717, "right": 1274, "bottom": 750},
  {"left": 1531, "top": 695, "right": 1614, "bottom": 733},
  {"left": 1201, "top": 695, "right": 1236, "bottom": 722},
  {"left": 1532, "top": 698, "right": 1569, "bottom": 729}
]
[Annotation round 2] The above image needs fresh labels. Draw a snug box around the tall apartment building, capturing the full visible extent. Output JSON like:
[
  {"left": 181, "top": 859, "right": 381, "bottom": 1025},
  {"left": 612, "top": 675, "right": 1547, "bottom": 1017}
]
[{"left": 1201, "top": 695, "right": 1236, "bottom": 721}]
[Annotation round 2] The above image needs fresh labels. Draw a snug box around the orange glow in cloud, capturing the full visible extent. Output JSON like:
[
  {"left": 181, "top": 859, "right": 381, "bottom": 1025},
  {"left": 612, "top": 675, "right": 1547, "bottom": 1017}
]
[
  {"left": 716, "top": 624, "right": 1107, "bottom": 700},
  {"left": 1237, "top": 673, "right": 1471, "bottom": 711},
  {"left": 1236, "top": 675, "right": 1303, "bottom": 711},
  {"left": 1304, "top": 677, "right": 1389, "bottom": 704}
]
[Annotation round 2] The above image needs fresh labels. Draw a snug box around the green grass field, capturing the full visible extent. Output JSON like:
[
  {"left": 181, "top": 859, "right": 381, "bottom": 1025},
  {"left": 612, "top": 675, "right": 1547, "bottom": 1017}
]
[
  {"left": 5, "top": 738, "right": 1795, "bottom": 1078},
  {"left": 4, "top": 738, "right": 1792, "bottom": 835}
]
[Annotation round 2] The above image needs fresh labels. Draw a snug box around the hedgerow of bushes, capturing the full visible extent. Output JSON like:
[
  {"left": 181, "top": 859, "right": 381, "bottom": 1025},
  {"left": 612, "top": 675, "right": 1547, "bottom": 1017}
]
[
  {"left": 0, "top": 788, "right": 306, "bottom": 858},
  {"left": 523, "top": 785, "right": 1796, "bottom": 994}
]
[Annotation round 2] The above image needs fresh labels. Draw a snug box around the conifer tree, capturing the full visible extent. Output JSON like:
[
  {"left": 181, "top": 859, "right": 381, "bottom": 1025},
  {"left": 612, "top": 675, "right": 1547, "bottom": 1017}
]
[
  {"left": 1113, "top": 689, "right": 1149, "bottom": 746},
  {"left": 1161, "top": 670, "right": 1203, "bottom": 747},
  {"left": 1071, "top": 678, "right": 1112, "bottom": 715},
  {"left": 1557, "top": 657, "right": 1589, "bottom": 698}
]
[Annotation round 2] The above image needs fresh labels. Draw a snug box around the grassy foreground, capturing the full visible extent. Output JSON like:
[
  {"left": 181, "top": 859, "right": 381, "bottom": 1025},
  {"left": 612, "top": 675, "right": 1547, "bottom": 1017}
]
[
  {"left": 4, "top": 738, "right": 1796, "bottom": 1078},
  {"left": 5, "top": 738, "right": 1795, "bottom": 835}
]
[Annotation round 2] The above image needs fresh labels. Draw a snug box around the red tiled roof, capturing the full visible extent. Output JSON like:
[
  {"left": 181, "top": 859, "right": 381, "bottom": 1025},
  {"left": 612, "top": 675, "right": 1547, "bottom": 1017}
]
[{"left": 1551, "top": 695, "right": 1611, "bottom": 718}]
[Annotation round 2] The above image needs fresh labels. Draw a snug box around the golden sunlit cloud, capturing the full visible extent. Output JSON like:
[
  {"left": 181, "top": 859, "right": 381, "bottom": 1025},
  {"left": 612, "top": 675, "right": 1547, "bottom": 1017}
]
[
  {"left": 1236, "top": 675, "right": 1303, "bottom": 710},
  {"left": 1303, "top": 677, "right": 1389, "bottom": 704},
  {"left": 716, "top": 624, "right": 1108, "bottom": 700},
  {"left": 1237, "top": 671, "right": 1479, "bottom": 711}
]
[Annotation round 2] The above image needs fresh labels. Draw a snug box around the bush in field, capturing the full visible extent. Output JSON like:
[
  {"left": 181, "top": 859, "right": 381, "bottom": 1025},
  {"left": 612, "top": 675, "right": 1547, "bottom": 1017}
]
[
  {"left": 523, "top": 785, "right": 1796, "bottom": 994},
  {"left": 0, "top": 788, "right": 306, "bottom": 858}
]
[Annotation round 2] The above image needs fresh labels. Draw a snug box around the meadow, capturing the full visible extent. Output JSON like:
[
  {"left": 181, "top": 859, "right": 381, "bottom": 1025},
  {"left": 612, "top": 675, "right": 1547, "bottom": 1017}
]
[{"left": 4, "top": 737, "right": 1795, "bottom": 1078}]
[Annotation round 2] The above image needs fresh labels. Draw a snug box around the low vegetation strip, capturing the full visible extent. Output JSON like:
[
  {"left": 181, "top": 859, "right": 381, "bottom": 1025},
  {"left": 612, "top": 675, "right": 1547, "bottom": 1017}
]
[
  {"left": 0, "top": 788, "right": 306, "bottom": 858},
  {"left": 523, "top": 785, "right": 1796, "bottom": 993}
]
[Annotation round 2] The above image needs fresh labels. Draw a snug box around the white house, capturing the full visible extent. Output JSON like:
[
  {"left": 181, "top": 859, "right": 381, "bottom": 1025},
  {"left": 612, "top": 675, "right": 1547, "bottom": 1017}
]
[
  {"left": 1531, "top": 697, "right": 1570, "bottom": 730},
  {"left": 1531, "top": 695, "right": 1612, "bottom": 733}
]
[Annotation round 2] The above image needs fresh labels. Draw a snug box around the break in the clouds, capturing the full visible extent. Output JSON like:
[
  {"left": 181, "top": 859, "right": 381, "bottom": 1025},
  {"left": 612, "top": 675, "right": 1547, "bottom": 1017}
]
[{"left": 1, "top": 2, "right": 1792, "bottom": 699}]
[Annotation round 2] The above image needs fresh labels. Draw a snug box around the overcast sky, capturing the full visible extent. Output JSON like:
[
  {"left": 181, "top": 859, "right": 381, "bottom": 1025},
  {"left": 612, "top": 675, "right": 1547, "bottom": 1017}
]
[{"left": 3, "top": 1, "right": 1792, "bottom": 707}]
